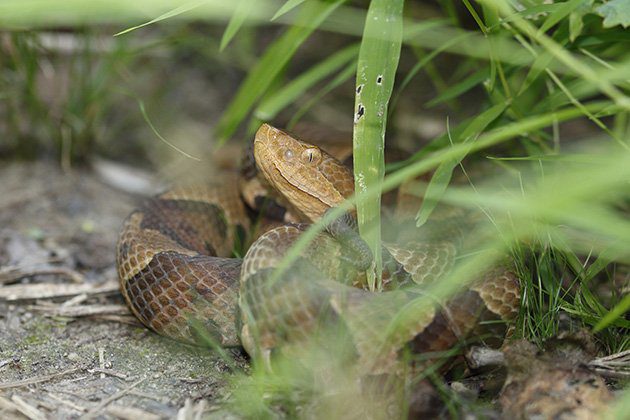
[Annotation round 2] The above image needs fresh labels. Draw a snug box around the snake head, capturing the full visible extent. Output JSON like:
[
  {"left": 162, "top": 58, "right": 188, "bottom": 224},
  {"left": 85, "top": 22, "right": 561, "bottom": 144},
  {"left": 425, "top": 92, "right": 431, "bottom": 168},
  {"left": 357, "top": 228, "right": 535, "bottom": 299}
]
[{"left": 254, "top": 124, "right": 354, "bottom": 222}]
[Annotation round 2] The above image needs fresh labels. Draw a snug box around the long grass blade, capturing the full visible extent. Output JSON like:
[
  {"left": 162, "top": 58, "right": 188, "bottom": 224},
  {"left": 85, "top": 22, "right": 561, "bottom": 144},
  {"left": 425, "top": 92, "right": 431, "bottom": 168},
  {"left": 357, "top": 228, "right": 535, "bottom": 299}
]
[
  {"left": 595, "top": 295, "right": 630, "bottom": 332},
  {"left": 426, "top": 68, "right": 489, "bottom": 108},
  {"left": 216, "top": 0, "right": 346, "bottom": 141},
  {"left": 114, "top": 0, "right": 208, "bottom": 36},
  {"left": 353, "top": 0, "right": 404, "bottom": 290},
  {"left": 255, "top": 43, "right": 358, "bottom": 120},
  {"left": 416, "top": 103, "right": 507, "bottom": 226},
  {"left": 272, "top": 0, "right": 307, "bottom": 21},
  {"left": 220, "top": 0, "right": 254, "bottom": 51},
  {"left": 287, "top": 61, "right": 356, "bottom": 128}
]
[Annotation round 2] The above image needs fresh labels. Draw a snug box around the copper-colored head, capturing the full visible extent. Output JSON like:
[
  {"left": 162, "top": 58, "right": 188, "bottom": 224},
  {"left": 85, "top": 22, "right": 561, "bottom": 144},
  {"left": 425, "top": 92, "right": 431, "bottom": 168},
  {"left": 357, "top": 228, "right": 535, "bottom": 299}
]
[{"left": 253, "top": 124, "right": 354, "bottom": 222}]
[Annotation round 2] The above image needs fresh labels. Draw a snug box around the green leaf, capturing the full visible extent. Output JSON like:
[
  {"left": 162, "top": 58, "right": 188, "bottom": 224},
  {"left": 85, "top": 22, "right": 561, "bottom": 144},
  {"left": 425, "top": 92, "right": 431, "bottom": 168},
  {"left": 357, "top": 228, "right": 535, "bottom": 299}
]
[
  {"left": 220, "top": 0, "right": 253, "bottom": 51},
  {"left": 272, "top": 0, "right": 307, "bottom": 21},
  {"left": 426, "top": 69, "right": 488, "bottom": 108},
  {"left": 596, "top": 0, "right": 630, "bottom": 28},
  {"left": 114, "top": 0, "right": 206, "bottom": 36},
  {"left": 255, "top": 44, "right": 358, "bottom": 120},
  {"left": 518, "top": 51, "right": 554, "bottom": 96},
  {"left": 569, "top": 10, "right": 584, "bottom": 41},
  {"left": 569, "top": 0, "right": 594, "bottom": 41},
  {"left": 415, "top": 103, "right": 507, "bottom": 226},
  {"left": 495, "top": 3, "right": 562, "bottom": 26},
  {"left": 538, "top": 0, "right": 584, "bottom": 34},
  {"left": 138, "top": 100, "right": 201, "bottom": 161},
  {"left": 353, "top": 0, "right": 404, "bottom": 290},
  {"left": 389, "top": 33, "right": 469, "bottom": 116},
  {"left": 216, "top": 0, "right": 345, "bottom": 141},
  {"left": 594, "top": 293, "right": 630, "bottom": 331},
  {"left": 287, "top": 61, "right": 356, "bottom": 128}
]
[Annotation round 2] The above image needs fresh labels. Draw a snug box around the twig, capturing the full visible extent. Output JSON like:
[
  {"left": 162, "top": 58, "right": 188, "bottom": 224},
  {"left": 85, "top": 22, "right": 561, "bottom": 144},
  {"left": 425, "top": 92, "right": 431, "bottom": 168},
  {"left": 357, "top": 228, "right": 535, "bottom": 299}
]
[
  {"left": 61, "top": 293, "right": 88, "bottom": 307},
  {"left": 98, "top": 348, "right": 106, "bottom": 379},
  {"left": 588, "top": 349, "right": 630, "bottom": 379},
  {"left": 90, "top": 314, "right": 139, "bottom": 325},
  {"left": 88, "top": 368, "right": 128, "bottom": 380},
  {"left": 0, "top": 280, "right": 118, "bottom": 300},
  {"left": 465, "top": 346, "right": 506, "bottom": 369},
  {"left": 11, "top": 395, "right": 47, "bottom": 420},
  {"left": 47, "top": 392, "right": 87, "bottom": 413},
  {"left": 193, "top": 399, "right": 207, "bottom": 420},
  {"left": 177, "top": 398, "right": 194, "bottom": 420},
  {"left": 29, "top": 304, "right": 129, "bottom": 318},
  {"left": 177, "top": 377, "right": 204, "bottom": 384},
  {"left": 0, "top": 367, "right": 81, "bottom": 390},
  {"left": 0, "top": 395, "right": 45, "bottom": 420},
  {"left": 81, "top": 378, "right": 145, "bottom": 419},
  {"left": 106, "top": 405, "right": 161, "bottom": 420},
  {"left": 128, "top": 389, "right": 161, "bottom": 401},
  {"left": 0, "top": 266, "right": 84, "bottom": 284}
]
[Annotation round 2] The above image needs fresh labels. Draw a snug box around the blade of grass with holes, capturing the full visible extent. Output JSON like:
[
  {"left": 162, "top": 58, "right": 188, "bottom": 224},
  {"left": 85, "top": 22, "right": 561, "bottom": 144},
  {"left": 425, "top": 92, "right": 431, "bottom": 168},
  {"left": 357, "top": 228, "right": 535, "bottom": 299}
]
[
  {"left": 216, "top": 0, "right": 346, "bottom": 141},
  {"left": 352, "top": 0, "right": 403, "bottom": 290}
]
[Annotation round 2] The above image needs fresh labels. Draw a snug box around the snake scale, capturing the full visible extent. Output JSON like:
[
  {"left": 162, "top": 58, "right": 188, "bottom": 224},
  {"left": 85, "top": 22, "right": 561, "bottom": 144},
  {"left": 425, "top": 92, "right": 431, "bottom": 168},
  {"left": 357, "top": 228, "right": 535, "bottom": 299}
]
[{"left": 116, "top": 124, "right": 520, "bottom": 374}]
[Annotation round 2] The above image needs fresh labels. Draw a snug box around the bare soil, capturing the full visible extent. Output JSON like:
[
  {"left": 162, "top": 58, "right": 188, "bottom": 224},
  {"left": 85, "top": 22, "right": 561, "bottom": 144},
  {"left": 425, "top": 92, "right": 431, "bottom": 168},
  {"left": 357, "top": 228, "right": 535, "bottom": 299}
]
[{"left": 0, "top": 161, "right": 247, "bottom": 419}]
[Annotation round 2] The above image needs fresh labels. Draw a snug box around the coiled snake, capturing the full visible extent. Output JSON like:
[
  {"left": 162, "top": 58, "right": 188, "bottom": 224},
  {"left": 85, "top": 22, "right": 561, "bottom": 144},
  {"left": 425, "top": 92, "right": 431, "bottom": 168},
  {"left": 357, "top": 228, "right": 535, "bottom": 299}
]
[{"left": 116, "top": 124, "right": 520, "bottom": 374}]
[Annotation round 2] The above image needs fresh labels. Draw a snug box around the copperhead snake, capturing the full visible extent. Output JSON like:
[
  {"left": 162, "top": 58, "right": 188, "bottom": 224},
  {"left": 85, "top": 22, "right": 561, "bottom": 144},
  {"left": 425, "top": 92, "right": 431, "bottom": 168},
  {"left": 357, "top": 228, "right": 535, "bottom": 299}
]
[{"left": 116, "top": 124, "right": 520, "bottom": 374}]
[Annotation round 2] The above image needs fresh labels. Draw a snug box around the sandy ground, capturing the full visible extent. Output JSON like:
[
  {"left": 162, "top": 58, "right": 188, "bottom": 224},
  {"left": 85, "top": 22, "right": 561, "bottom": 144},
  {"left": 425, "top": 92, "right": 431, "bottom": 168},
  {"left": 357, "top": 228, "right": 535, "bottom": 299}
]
[{"left": 0, "top": 161, "right": 247, "bottom": 419}]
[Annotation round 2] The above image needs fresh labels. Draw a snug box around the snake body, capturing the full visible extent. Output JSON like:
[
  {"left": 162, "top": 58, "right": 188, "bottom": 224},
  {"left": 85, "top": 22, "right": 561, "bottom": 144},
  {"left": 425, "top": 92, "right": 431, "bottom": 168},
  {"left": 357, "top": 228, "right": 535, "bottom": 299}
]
[{"left": 116, "top": 124, "right": 520, "bottom": 373}]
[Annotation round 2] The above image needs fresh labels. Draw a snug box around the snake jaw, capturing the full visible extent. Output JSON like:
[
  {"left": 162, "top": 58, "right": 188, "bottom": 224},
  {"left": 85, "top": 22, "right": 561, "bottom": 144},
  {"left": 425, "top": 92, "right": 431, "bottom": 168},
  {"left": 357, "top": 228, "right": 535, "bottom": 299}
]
[{"left": 254, "top": 124, "right": 353, "bottom": 222}]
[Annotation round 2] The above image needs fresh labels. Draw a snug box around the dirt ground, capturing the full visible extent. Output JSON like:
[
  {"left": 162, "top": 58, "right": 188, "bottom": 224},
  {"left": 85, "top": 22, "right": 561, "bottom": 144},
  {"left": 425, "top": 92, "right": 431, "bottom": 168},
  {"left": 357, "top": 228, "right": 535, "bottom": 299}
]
[{"left": 0, "top": 161, "right": 248, "bottom": 419}]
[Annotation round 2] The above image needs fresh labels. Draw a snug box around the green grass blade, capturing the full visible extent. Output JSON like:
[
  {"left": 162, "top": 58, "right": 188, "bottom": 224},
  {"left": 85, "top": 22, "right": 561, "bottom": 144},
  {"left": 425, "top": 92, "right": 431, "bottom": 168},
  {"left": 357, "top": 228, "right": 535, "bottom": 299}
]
[
  {"left": 220, "top": 0, "right": 253, "bottom": 51},
  {"left": 114, "top": 0, "right": 207, "bottom": 36},
  {"left": 594, "top": 294, "right": 630, "bottom": 331},
  {"left": 426, "top": 68, "right": 489, "bottom": 108},
  {"left": 138, "top": 100, "right": 202, "bottom": 161},
  {"left": 389, "top": 32, "right": 470, "bottom": 116},
  {"left": 353, "top": 0, "right": 403, "bottom": 290},
  {"left": 216, "top": 0, "right": 346, "bottom": 141},
  {"left": 255, "top": 43, "right": 358, "bottom": 120},
  {"left": 517, "top": 50, "right": 553, "bottom": 96},
  {"left": 538, "top": 0, "right": 584, "bottom": 34},
  {"left": 287, "top": 61, "right": 356, "bottom": 128},
  {"left": 272, "top": 0, "right": 307, "bottom": 21},
  {"left": 415, "top": 103, "right": 507, "bottom": 226}
]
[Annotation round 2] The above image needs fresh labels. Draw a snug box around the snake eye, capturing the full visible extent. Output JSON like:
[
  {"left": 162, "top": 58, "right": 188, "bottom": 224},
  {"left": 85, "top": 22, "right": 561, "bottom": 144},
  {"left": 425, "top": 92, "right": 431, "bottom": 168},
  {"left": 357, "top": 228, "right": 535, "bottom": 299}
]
[
  {"left": 301, "top": 148, "right": 321, "bottom": 164},
  {"left": 283, "top": 149, "right": 294, "bottom": 160}
]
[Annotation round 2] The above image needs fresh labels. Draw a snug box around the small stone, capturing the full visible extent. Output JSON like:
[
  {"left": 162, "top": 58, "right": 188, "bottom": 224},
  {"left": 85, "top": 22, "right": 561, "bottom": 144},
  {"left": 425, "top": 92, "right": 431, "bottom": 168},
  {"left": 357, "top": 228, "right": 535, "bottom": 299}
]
[{"left": 67, "top": 352, "right": 80, "bottom": 362}]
